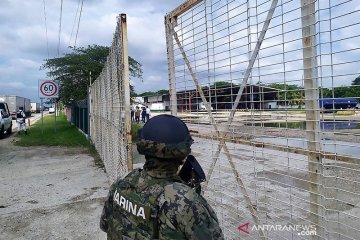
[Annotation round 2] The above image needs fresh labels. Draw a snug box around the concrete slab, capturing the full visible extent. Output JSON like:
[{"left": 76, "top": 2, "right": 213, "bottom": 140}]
[{"left": 0, "top": 135, "right": 109, "bottom": 239}]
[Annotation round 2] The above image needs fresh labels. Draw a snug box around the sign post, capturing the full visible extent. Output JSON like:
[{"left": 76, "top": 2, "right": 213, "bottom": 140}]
[
  {"left": 41, "top": 98, "right": 43, "bottom": 133},
  {"left": 38, "top": 80, "right": 59, "bottom": 132}
]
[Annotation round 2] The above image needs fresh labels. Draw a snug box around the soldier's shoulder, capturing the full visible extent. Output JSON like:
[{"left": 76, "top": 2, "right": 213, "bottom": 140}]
[
  {"left": 112, "top": 168, "right": 141, "bottom": 187},
  {"left": 160, "top": 181, "right": 204, "bottom": 206},
  {"left": 165, "top": 181, "right": 194, "bottom": 194},
  {"left": 124, "top": 168, "right": 142, "bottom": 179}
]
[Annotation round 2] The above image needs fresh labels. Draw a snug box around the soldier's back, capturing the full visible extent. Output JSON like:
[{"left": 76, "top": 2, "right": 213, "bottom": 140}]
[{"left": 156, "top": 181, "right": 224, "bottom": 240}]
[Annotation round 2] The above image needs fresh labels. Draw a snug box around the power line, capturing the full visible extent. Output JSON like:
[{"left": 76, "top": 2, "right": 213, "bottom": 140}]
[
  {"left": 74, "top": 0, "right": 84, "bottom": 48},
  {"left": 42, "top": 0, "right": 49, "bottom": 58},
  {"left": 57, "top": 0, "right": 64, "bottom": 56},
  {"left": 69, "top": 0, "right": 81, "bottom": 48}
]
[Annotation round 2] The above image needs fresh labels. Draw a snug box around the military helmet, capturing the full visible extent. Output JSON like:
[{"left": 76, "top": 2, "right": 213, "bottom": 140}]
[{"left": 137, "top": 114, "right": 193, "bottom": 160}]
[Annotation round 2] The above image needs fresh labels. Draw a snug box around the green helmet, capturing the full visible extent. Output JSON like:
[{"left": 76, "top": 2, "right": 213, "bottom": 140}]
[{"left": 136, "top": 114, "right": 193, "bottom": 160}]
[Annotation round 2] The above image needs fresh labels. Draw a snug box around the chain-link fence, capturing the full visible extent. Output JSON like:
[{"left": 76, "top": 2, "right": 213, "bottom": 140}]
[
  {"left": 89, "top": 14, "right": 132, "bottom": 183},
  {"left": 165, "top": 0, "right": 360, "bottom": 239}
]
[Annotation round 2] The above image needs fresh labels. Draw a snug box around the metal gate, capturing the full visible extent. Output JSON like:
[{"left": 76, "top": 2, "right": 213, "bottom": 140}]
[{"left": 165, "top": 1, "right": 360, "bottom": 239}]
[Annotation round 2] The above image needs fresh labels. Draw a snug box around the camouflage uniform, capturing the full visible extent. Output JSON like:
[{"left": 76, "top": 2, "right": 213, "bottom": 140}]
[
  {"left": 100, "top": 114, "right": 224, "bottom": 239},
  {"left": 100, "top": 156, "right": 224, "bottom": 239}
]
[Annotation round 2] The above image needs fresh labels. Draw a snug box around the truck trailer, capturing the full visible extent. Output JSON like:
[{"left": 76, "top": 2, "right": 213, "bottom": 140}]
[
  {"left": 319, "top": 98, "right": 358, "bottom": 110},
  {"left": 0, "top": 95, "right": 31, "bottom": 119},
  {"left": 31, "top": 102, "right": 40, "bottom": 113}
]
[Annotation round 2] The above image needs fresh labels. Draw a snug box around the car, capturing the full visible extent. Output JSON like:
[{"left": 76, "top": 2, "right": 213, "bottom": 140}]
[
  {"left": 49, "top": 107, "right": 55, "bottom": 114},
  {"left": 0, "top": 102, "right": 13, "bottom": 138}
]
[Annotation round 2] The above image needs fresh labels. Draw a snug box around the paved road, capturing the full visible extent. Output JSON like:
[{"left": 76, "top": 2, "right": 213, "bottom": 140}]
[{"left": 0, "top": 126, "right": 109, "bottom": 239}]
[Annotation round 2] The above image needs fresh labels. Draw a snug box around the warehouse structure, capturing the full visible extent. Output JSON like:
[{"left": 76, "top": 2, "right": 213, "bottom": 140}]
[{"left": 142, "top": 84, "right": 282, "bottom": 111}]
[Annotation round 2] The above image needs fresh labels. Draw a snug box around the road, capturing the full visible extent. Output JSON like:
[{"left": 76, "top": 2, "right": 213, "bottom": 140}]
[
  {"left": 0, "top": 119, "right": 109, "bottom": 239},
  {"left": 12, "top": 112, "right": 48, "bottom": 132}
]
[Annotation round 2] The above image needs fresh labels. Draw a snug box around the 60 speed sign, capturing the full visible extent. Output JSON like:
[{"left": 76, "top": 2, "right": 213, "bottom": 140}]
[{"left": 39, "top": 80, "right": 59, "bottom": 98}]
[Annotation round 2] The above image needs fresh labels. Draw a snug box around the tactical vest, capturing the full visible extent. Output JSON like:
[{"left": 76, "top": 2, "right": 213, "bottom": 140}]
[
  {"left": 107, "top": 169, "right": 186, "bottom": 240},
  {"left": 16, "top": 111, "right": 24, "bottom": 119}
]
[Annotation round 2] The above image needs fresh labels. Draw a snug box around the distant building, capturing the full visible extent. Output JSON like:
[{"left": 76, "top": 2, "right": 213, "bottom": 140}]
[
  {"left": 142, "top": 94, "right": 170, "bottom": 111},
  {"left": 175, "top": 84, "right": 279, "bottom": 111},
  {"left": 140, "top": 84, "right": 309, "bottom": 111},
  {"left": 131, "top": 96, "right": 145, "bottom": 109}
]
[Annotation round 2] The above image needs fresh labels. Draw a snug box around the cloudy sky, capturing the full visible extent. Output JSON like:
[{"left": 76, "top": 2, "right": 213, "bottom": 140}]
[
  {"left": 1, "top": 0, "right": 359, "bottom": 103},
  {"left": 0, "top": 0, "right": 185, "bottom": 102}
]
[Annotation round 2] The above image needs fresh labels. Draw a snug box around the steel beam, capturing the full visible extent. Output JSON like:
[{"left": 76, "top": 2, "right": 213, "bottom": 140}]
[{"left": 166, "top": 0, "right": 204, "bottom": 19}]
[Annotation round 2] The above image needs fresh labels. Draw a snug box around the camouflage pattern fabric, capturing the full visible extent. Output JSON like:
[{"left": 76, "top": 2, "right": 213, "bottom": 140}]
[
  {"left": 136, "top": 139, "right": 192, "bottom": 160},
  {"left": 100, "top": 157, "right": 224, "bottom": 240}
]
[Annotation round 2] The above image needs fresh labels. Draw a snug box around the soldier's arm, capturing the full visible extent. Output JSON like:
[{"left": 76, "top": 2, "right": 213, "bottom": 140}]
[
  {"left": 180, "top": 194, "right": 224, "bottom": 240},
  {"left": 159, "top": 184, "right": 224, "bottom": 240},
  {"left": 100, "top": 184, "right": 116, "bottom": 232}
]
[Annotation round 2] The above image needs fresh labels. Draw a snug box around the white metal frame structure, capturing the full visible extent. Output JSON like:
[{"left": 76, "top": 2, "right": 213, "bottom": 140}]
[{"left": 165, "top": 1, "right": 360, "bottom": 239}]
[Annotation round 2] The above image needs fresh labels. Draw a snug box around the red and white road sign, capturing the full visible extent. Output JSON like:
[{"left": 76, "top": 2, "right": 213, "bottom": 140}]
[{"left": 39, "top": 80, "right": 59, "bottom": 98}]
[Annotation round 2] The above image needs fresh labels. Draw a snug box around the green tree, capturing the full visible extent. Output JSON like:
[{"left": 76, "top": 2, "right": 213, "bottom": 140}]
[
  {"left": 138, "top": 91, "right": 155, "bottom": 97},
  {"left": 210, "top": 81, "right": 237, "bottom": 88},
  {"left": 41, "top": 45, "right": 142, "bottom": 104},
  {"left": 352, "top": 75, "right": 360, "bottom": 86},
  {"left": 269, "top": 83, "right": 304, "bottom": 106},
  {"left": 320, "top": 85, "right": 359, "bottom": 99},
  {"left": 156, "top": 89, "right": 169, "bottom": 95},
  {"left": 137, "top": 89, "right": 168, "bottom": 97},
  {"left": 320, "top": 87, "right": 333, "bottom": 98}
]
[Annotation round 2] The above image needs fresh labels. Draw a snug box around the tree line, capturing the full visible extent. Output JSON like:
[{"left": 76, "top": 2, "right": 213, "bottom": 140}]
[{"left": 269, "top": 77, "right": 360, "bottom": 105}]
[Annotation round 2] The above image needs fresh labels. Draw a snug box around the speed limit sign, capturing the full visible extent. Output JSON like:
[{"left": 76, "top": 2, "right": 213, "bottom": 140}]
[{"left": 39, "top": 80, "right": 59, "bottom": 98}]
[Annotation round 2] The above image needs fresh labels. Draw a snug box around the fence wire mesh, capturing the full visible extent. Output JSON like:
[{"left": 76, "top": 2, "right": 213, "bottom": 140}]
[
  {"left": 89, "top": 14, "right": 131, "bottom": 184},
  {"left": 165, "top": 0, "right": 360, "bottom": 239}
]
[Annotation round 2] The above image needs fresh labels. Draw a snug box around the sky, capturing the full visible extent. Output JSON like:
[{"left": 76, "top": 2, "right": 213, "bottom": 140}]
[
  {"left": 170, "top": 0, "right": 360, "bottom": 92},
  {"left": 0, "top": 0, "right": 184, "bottom": 102},
  {"left": 0, "top": 0, "right": 359, "bottom": 104}
]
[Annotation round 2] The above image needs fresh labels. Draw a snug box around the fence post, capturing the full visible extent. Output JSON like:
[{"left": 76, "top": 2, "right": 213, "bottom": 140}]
[
  {"left": 88, "top": 86, "right": 91, "bottom": 141},
  {"left": 83, "top": 107, "right": 85, "bottom": 133},
  {"left": 120, "top": 14, "right": 132, "bottom": 172},
  {"left": 165, "top": 16, "right": 178, "bottom": 116},
  {"left": 301, "top": 0, "right": 323, "bottom": 238}
]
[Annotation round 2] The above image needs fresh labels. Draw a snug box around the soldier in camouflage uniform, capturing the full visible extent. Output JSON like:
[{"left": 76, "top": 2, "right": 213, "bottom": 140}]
[{"left": 100, "top": 114, "right": 224, "bottom": 240}]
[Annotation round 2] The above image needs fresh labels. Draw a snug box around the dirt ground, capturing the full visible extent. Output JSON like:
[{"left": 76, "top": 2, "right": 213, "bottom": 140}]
[
  {"left": 0, "top": 132, "right": 109, "bottom": 239},
  {"left": 3, "top": 111, "right": 357, "bottom": 239}
]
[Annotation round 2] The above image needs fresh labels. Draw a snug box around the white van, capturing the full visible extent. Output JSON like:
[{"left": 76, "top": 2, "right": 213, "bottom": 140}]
[{"left": 0, "top": 102, "right": 12, "bottom": 137}]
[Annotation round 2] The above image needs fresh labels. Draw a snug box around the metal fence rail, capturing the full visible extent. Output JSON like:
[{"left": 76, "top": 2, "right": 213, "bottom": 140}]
[
  {"left": 165, "top": 0, "right": 360, "bottom": 239},
  {"left": 89, "top": 14, "right": 132, "bottom": 183}
]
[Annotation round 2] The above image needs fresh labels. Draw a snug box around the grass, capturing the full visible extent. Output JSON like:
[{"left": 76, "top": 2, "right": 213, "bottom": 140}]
[
  {"left": 336, "top": 110, "right": 356, "bottom": 116},
  {"left": 131, "top": 123, "right": 143, "bottom": 141},
  {"left": 15, "top": 113, "right": 105, "bottom": 168},
  {"left": 15, "top": 114, "right": 89, "bottom": 147},
  {"left": 15, "top": 115, "right": 144, "bottom": 169}
]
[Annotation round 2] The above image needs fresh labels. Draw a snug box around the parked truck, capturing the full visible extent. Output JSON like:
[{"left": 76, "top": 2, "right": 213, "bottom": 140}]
[
  {"left": 0, "top": 95, "right": 31, "bottom": 119},
  {"left": 319, "top": 98, "right": 358, "bottom": 111},
  {"left": 31, "top": 102, "right": 40, "bottom": 113}
]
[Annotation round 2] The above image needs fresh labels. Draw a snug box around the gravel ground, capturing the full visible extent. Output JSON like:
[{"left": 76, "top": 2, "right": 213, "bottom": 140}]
[
  {"left": 178, "top": 110, "right": 360, "bottom": 142},
  {"left": 3, "top": 111, "right": 356, "bottom": 239},
  {"left": 176, "top": 110, "right": 360, "bottom": 239}
]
